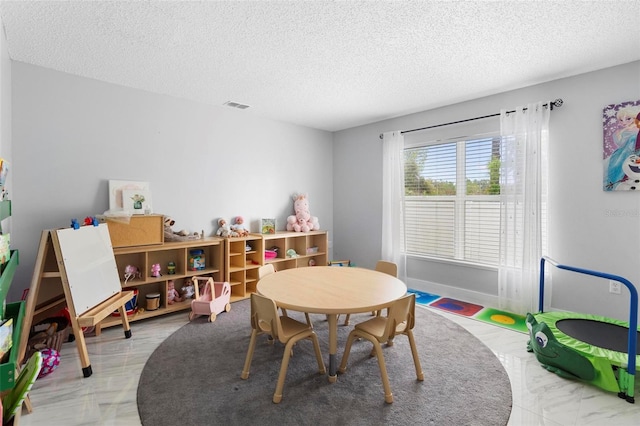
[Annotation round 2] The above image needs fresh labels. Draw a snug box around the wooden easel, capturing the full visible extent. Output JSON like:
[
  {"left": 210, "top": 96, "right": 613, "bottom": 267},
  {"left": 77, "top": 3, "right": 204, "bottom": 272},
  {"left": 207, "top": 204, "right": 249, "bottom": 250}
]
[{"left": 17, "top": 225, "right": 133, "bottom": 379}]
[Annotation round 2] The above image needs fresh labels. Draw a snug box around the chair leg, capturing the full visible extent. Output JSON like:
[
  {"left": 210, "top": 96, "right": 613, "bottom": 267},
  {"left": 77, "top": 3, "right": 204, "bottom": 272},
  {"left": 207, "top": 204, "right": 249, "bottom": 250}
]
[
  {"left": 241, "top": 331, "right": 258, "bottom": 379},
  {"left": 407, "top": 330, "right": 424, "bottom": 381},
  {"left": 338, "top": 331, "right": 358, "bottom": 373},
  {"left": 305, "top": 312, "right": 313, "bottom": 329},
  {"left": 273, "top": 338, "right": 297, "bottom": 404},
  {"left": 371, "top": 340, "right": 393, "bottom": 404},
  {"left": 343, "top": 314, "right": 350, "bottom": 326}
]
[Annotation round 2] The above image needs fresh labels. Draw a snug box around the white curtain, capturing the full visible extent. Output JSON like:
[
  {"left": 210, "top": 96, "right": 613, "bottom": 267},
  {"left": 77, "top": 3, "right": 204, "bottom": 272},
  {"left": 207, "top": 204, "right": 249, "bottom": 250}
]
[
  {"left": 381, "top": 131, "right": 407, "bottom": 282},
  {"left": 498, "top": 102, "right": 550, "bottom": 315}
]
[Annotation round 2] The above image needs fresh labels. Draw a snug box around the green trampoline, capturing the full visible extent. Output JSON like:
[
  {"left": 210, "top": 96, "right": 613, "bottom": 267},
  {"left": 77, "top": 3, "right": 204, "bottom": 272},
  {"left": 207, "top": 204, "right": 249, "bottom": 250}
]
[{"left": 526, "top": 257, "right": 639, "bottom": 403}]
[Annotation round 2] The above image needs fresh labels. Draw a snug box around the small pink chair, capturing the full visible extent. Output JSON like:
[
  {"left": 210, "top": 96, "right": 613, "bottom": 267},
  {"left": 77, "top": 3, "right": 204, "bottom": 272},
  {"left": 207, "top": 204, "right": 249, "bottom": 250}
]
[{"left": 189, "top": 277, "right": 231, "bottom": 322}]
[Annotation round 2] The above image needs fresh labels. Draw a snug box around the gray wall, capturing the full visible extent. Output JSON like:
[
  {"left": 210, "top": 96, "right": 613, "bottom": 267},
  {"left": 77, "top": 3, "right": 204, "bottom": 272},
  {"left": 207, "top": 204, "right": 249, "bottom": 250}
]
[
  {"left": 8, "top": 62, "right": 334, "bottom": 301},
  {"left": 334, "top": 61, "right": 640, "bottom": 321}
]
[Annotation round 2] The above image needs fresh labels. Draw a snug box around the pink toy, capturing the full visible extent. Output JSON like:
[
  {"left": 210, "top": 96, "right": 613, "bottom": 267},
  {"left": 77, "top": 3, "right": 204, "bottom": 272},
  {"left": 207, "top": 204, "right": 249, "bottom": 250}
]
[
  {"left": 286, "top": 193, "right": 320, "bottom": 232},
  {"left": 167, "top": 280, "right": 182, "bottom": 304},
  {"left": 189, "top": 277, "right": 231, "bottom": 322},
  {"left": 151, "top": 263, "right": 161, "bottom": 278},
  {"left": 124, "top": 265, "right": 141, "bottom": 283}
]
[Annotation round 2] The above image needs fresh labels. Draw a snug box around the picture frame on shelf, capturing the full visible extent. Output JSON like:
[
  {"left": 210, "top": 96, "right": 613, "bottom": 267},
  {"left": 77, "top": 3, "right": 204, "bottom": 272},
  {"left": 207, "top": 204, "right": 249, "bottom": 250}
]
[
  {"left": 122, "top": 189, "right": 153, "bottom": 215},
  {"left": 261, "top": 218, "right": 276, "bottom": 234},
  {"left": 108, "top": 180, "right": 150, "bottom": 210}
]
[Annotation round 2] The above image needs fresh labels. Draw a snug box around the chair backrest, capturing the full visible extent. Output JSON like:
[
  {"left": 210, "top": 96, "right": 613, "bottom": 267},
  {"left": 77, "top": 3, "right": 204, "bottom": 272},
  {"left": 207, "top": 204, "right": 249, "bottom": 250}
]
[
  {"left": 375, "top": 260, "right": 398, "bottom": 277},
  {"left": 258, "top": 264, "right": 275, "bottom": 279},
  {"left": 250, "top": 292, "right": 282, "bottom": 340},
  {"left": 382, "top": 293, "right": 416, "bottom": 340}
]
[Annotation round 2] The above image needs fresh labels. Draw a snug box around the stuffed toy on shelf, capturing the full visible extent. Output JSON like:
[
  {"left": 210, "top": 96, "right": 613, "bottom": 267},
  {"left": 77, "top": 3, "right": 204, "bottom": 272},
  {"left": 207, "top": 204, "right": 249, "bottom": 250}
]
[
  {"left": 286, "top": 193, "right": 320, "bottom": 232},
  {"left": 164, "top": 216, "right": 203, "bottom": 242},
  {"left": 232, "top": 216, "right": 249, "bottom": 237},
  {"left": 167, "top": 280, "right": 182, "bottom": 304},
  {"left": 216, "top": 218, "right": 238, "bottom": 238}
]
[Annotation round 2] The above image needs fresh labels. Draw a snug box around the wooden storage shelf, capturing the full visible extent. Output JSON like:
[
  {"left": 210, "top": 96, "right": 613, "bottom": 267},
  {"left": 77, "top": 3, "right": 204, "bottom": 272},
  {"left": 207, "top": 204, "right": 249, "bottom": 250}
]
[
  {"left": 224, "top": 234, "right": 263, "bottom": 302},
  {"left": 262, "top": 230, "right": 328, "bottom": 271},
  {"left": 100, "top": 237, "right": 224, "bottom": 329},
  {"left": 223, "top": 230, "right": 329, "bottom": 301}
]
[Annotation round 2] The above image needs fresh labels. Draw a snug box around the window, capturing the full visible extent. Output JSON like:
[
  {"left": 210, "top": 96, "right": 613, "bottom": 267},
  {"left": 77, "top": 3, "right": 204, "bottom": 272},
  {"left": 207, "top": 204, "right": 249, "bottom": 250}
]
[{"left": 404, "top": 135, "right": 501, "bottom": 266}]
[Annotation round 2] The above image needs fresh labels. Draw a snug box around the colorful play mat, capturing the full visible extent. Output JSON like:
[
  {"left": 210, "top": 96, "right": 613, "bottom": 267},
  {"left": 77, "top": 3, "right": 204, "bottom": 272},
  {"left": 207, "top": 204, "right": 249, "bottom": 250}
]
[{"left": 407, "top": 289, "right": 528, "bottom": 333}]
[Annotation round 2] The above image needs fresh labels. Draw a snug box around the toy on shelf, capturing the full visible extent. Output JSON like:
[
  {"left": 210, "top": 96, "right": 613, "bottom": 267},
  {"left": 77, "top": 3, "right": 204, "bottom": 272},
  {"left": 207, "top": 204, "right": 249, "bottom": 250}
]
[
  {"left": 124, "top": 265, "right": 141, "bottom": 283},
  {"left": 164, "top": 216, "right": 203, "bottom": 242},
  {"left": 167, "top": 280, "right": 182, "bottom": 304},
  {"left": 151, "top": 263, "right": 161, "bottom": 277},
  {"left": 181, "top": 282, "right": 195, "bottom": 299},
  {"left": 232, "top": 216, "right": 249, "bottom": 237},
  {"left": 216, "top": 218, "right": 238, "bottom": 238},
  {"left": 167, "top": 261, "right": 176, "bottom": 275},
  {"left": 188, "top": 277, "right": 231, "bottom": 322},
  {"left": 286, "top": 193, "right": 320, "bottom": 232},
  {"left": 286, "top": 249, "right": 299, "bottom": 258}
]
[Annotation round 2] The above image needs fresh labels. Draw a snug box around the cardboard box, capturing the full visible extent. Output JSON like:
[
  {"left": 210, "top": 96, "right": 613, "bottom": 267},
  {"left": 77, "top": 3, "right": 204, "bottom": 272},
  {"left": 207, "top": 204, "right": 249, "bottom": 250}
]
[{"left": 105, "top": 214, "right": 164, "bottom": 248}]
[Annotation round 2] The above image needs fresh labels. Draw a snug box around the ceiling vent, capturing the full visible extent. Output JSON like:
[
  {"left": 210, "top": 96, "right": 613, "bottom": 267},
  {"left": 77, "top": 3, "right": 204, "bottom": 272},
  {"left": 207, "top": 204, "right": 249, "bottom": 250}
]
[{"left": 223, "top": 101, "right": 250, "bottom": 110}]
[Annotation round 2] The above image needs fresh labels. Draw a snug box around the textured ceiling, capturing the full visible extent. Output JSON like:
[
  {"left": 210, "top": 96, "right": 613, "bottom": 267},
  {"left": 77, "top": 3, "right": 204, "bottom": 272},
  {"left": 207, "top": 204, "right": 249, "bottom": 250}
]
[{"left": 1, "top": 1, "right": 639, "bottom": 132}]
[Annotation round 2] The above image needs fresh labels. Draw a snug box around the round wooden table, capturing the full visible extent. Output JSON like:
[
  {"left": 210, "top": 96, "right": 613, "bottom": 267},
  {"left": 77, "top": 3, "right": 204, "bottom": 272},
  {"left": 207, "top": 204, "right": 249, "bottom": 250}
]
[{"left": 257, "top": 266, "right": 407, "bottom": 382}]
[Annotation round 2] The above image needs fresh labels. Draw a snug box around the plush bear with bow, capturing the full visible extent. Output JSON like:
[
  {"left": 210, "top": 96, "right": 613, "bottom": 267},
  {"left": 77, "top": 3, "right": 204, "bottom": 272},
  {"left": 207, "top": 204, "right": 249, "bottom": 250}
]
[{"left": 286, "top": 194, "right": 319, "bottom": 232}]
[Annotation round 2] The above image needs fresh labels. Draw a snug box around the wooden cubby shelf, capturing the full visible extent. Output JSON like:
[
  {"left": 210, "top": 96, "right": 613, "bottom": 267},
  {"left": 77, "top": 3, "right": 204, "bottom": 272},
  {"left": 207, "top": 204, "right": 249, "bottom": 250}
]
[
  {"left": 100, "top": 237, "right": 224, "bottom": 328},
  {"left": 99, "top": 230, "right": 328, "bottom": 327}
]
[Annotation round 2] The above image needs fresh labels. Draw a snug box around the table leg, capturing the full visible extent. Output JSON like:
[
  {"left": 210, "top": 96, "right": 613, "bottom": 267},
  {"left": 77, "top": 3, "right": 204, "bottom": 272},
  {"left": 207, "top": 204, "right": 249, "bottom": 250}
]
[{"left": 327, "top": 313, "right": 338, "bottom": 383}]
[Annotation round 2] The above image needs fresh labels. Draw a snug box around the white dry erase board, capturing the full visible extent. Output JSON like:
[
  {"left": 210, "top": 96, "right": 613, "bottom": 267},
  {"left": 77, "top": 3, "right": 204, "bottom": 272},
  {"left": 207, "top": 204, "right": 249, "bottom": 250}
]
[{"left": 55, "top": 224, "right": 121, "bottom": 315}]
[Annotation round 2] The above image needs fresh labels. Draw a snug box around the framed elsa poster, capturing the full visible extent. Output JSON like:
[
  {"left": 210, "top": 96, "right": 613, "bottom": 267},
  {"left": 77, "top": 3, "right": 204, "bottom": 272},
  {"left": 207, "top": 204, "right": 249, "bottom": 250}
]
[{"left": 603, "top": 100, "right": 640, "bottom": 191}]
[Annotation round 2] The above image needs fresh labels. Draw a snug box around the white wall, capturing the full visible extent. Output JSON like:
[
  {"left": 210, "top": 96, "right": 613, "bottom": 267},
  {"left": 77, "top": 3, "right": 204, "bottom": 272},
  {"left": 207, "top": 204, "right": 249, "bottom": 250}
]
[
  {"left": 9, "top": 62, "right": 334, "bottom": 301},
  {"left": 0, "top": 17, "right": 11, "bottom": 204},
  {"left": 334, "top": 61, "right": 640, "bottom": 321}
]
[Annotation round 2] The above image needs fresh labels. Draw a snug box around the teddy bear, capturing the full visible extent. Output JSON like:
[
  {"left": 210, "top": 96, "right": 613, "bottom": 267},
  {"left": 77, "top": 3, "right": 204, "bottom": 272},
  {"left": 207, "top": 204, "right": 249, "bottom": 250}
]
[
  {"left": 164, "top": 216, "right": 202, "bottom": 241},
  {"left": 232, "top": 216, "right": 249, "bottom": 237},
  {"left": 286, "top": 194, "right": 319, "bottom": 232},
  {"left": 167, "top": 280, "right": 182, "bottom": 304},
  {"left": 216, "top": 218, "right": 238, "bottom": 238}
]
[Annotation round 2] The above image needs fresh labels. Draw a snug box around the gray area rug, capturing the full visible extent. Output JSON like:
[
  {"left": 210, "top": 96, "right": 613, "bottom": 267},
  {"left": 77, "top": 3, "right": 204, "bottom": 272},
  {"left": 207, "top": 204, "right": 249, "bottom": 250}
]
[{"left": 137, "top": 299, "right": 512, "bottom": 426}]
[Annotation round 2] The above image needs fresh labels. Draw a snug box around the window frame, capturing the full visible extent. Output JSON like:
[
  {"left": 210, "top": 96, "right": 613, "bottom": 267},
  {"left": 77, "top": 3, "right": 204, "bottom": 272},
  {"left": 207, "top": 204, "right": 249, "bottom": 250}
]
[{"left": 403, "top": 132, "right": 501, "bottom": 268}]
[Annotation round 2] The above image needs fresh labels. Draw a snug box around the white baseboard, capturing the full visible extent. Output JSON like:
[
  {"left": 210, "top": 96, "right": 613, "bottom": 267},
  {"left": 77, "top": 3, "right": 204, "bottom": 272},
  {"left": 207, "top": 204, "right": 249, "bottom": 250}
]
[{"left": 406, "top": 277, "right": 500, "bottom": 308}]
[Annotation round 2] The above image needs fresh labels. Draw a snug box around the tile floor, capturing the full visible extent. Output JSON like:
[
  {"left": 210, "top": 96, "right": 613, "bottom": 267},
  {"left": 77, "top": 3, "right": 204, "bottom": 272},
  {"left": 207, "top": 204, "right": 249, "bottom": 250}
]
[{"left": 15, "top": 306, "right": 640, "bottom": 426}]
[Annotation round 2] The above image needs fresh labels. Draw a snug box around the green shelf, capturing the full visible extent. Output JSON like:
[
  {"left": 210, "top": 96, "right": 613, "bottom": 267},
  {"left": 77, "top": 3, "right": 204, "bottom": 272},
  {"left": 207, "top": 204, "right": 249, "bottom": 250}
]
[
  {"left": 0, "top": 250, "right": 18, "bottom": 319},
  {"left": 0, "top": 301, "right": 25, "bottom": 391},
  {"left": 0, "top": 200, "right": 10, "bottom": 223}
]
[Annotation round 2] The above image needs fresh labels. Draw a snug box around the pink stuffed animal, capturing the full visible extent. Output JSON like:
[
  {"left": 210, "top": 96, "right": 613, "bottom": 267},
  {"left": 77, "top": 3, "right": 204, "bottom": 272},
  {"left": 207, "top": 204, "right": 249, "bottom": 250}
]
[
  {"left": 286, "top": 194, "right": 320, "bottom": 232},
  {"left": 151, "top": 263, "right": 161, "bottom": 277},
  {"left": 124, "top": 265, "right": 141, "bottom": 283}
]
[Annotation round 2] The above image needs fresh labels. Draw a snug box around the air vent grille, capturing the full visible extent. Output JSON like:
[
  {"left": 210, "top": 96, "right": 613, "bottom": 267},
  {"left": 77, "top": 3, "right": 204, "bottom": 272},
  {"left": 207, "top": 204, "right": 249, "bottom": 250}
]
[{"left": 223, "top": 101, "right": 250, "bottom": 110}]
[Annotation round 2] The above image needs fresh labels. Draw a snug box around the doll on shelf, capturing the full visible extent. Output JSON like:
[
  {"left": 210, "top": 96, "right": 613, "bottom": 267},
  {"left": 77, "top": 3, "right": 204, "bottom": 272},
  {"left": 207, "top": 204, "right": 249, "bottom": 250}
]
[
  {"left": 232, "top": 216, "right": 249, "bottom": 237},
  {"left": 216, "top": 218, "right": 238, "bottom": 238},
  {"left": 167, "top": 280, "right": 182, "bottom": 304}
]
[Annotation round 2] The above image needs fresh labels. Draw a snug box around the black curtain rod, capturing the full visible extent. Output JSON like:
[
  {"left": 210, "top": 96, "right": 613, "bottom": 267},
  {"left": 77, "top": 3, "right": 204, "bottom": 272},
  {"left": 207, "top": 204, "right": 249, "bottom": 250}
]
[{"left": 379, "top": 98, "right": 564, "bottom": 139}]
